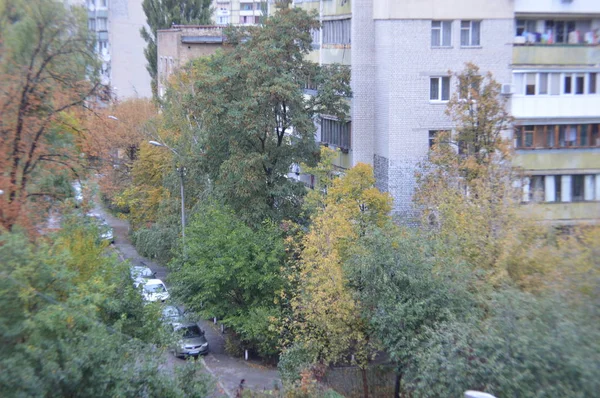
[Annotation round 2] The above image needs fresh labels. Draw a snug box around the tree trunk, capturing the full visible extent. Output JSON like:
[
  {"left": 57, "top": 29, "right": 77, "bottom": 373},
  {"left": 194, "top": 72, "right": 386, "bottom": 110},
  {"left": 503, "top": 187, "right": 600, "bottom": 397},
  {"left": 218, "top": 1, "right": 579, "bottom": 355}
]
[
  {"left": 394, "top": 369, "right": 402, "bottom": 398},
  {"left": 361, "top": 366, "right": 369, "bottom": 398}
]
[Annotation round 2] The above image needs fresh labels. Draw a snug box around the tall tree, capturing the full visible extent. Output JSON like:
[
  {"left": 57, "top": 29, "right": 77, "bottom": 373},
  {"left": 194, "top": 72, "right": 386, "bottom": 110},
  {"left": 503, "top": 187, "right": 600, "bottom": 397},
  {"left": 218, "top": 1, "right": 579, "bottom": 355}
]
[
  {"left": 414, "top": 63, "right": 527, "bottom": 279},
  {"left": 182, "top": 7, "right": 351, "bottom": 226},
  {"left": 290, "top": 164, "right": 391, "bottom": 396},
  {"left": 0, "top": 0, "right": 100, "bottom": 231},
  {"left": 140, "top": 0, "right": 212, "bottom": 99}
]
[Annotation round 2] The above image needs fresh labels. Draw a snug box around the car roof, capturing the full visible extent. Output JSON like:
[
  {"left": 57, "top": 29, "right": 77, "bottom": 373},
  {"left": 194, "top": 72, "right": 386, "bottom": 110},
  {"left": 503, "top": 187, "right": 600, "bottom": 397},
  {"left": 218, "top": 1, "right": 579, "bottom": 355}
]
[
  {"left": 145, "top": 279, "right": 164, "bottom": 285},
  {"left": 174, "top": 322, "right": 198, "bottom": 330}
]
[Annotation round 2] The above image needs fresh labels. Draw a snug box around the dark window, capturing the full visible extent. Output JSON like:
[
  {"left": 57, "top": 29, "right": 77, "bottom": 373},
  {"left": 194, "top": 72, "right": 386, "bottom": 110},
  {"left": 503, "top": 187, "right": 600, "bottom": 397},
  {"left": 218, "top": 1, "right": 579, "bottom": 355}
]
[
  {"left": 546, "top": 125, "right": 556, "bottom": 147},
  {"left": 321, "top": 118, "right": 351, "bottom": 150},
  {"left": 526, "top": 74, "right": 536, "bottom": 95},
  {"left": 564, "top": 76, "right": 572, "bottom": 94},
  {"left": 555, "top": 176, "right": 562, "bottom": 202},
  {"left": 579, "top": 125, "right": 588, "bottom": 146},
  {"left": 575, "top": 75, "right": 584, "bottom": 94},
  {"left": 590, "top": 73, "right": 597, "bottom": 94},
  {"left": 429, "top": 130, "right": 439, "bottom": 149},
  {"left": 572, "top": 175, "right": 584, "bottom": 202},
  {"left": 323, "top": 19, "right": 351, "bottom": 45}
]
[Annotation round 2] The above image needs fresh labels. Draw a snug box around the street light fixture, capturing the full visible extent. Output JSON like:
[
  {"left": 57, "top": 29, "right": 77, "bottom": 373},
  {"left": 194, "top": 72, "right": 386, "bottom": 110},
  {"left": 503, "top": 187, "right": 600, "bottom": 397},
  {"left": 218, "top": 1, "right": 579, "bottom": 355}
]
[{"left": 148, "top": 140, "right": 186, "bottom": 241}]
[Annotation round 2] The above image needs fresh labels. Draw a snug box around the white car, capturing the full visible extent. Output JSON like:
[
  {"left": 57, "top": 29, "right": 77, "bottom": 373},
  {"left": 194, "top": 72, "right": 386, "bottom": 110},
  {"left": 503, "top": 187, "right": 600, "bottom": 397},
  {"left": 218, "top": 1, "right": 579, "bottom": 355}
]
[
  {"left": 130, "top": 265, "right": 156, "bottom": 281},
  {"left": 141, "top": 279, "right": 170, "bottom": 302}
]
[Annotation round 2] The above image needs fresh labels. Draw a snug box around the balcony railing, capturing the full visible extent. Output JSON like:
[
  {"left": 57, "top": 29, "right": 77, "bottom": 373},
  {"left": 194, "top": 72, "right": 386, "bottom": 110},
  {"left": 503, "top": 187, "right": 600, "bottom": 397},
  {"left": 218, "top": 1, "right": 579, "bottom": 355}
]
[{"left": 513, "top": 44, "right": 600, "bottom": 65}]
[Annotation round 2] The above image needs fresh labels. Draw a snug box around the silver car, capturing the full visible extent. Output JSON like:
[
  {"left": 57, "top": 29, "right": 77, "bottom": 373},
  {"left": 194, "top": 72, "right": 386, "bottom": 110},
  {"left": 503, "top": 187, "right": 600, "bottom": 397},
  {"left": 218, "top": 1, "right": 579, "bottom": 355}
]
[{"left": 172, "top": 323, "right": 209, "bottom": 358}]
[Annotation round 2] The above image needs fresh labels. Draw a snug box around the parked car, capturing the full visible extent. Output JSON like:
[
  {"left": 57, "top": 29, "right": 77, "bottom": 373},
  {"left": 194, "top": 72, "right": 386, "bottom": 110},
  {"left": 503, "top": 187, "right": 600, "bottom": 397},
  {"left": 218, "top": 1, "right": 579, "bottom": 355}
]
[
  {"left": 85, "top": 213, "right": 114, "bottom": 244},
  {"left": 161, "top": 305, "right": 184, "bottom": 326},
  {"left": 141, "top": 279, "right": 169, "bottom": 302},
  {"left": 130, "top": 265, "right": 156, "bottom": 281},
  {"left": 172, "top": 323, "right": 209, "bottom": 358}
]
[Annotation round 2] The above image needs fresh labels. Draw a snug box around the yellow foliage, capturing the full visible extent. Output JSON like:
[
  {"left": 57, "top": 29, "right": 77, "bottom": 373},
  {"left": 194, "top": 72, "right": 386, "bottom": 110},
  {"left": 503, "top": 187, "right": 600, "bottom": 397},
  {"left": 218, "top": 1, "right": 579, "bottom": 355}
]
[{"left": 291, "top": 164, "right": 391, "bottom": 366}]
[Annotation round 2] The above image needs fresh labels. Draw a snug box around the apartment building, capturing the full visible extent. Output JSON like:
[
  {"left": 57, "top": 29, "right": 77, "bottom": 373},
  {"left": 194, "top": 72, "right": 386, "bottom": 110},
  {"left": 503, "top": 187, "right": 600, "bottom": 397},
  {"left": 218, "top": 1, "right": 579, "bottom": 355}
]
[
  {"left": 510, "top": 0, "right": 600, "bottom": 224},
  {"left": 82, "top": 0, "right": 151, "bottom": 99},
  {"left": 293, "top": 0, "right": 352, "bottom": 173},
  {"left": 212, "top": 0, "right": 268, "bottom": 25},
  {"left": 350, "top": 0, "right": 515, "bottom": 219}
]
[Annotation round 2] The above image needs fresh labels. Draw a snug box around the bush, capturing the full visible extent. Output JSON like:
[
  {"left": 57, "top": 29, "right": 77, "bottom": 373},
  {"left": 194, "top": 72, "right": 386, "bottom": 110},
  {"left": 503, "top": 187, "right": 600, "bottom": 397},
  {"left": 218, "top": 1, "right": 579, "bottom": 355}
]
[
  {"left": 278, "top": 344, "right": 314, "bottom": 386},
  {"left": 132, "top": 223, "right": 178, "bottom": 263}
]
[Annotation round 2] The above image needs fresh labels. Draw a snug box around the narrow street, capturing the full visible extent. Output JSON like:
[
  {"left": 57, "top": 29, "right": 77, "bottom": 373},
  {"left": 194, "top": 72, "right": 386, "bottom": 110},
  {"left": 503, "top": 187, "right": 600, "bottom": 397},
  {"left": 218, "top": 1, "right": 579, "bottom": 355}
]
[{"left": 98, "top": 206, "right": 281, "bottom": 397}]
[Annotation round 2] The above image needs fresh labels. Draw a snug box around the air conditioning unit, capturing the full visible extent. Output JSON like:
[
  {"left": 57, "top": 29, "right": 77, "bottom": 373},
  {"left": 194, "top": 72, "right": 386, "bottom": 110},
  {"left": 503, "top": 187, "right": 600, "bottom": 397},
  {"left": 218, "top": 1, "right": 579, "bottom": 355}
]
[{"left": 501, "top": 84, "right": 514, "bottom": 95}]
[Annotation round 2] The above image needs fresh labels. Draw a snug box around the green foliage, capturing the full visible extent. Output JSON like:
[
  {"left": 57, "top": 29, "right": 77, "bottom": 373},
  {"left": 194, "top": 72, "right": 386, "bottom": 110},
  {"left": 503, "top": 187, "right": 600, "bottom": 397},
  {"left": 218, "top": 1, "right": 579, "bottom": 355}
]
[
  {"left": 140, "top": 0, "right": 212, "bottom": 99},
  {"left": 168, "top": 203, "right": 286, "bottom": 357},
  {"left": 345, "top": 226, "right": 478, "bottom": 379},
  {"left": 408, "top": 289, "right": 600, "bottom": 397},
  {"left": 0, "top": 228, "right": 213, "bottom": 397},
  {"left": 278, "top": 343, "right": 313, "bottom": 385},
  {"left": 172, "top": 7, "right": 351, "bottom": 226}
]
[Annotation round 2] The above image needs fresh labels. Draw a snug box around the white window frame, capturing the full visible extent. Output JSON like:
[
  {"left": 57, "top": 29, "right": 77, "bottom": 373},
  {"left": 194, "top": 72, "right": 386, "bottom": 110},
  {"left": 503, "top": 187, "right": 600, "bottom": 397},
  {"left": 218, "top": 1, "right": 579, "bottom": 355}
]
[
  {"left": 460, "top": 20, "right": 481, "bottom": 47},
  {"left": 97, "top": 17, "right": 107, "bottom": 32},
  {"left": 431, "top": 21, "right": 452, "bottom": 47},
  {"left": 430, "top": 76, "right": 450, "bottom": 102}
]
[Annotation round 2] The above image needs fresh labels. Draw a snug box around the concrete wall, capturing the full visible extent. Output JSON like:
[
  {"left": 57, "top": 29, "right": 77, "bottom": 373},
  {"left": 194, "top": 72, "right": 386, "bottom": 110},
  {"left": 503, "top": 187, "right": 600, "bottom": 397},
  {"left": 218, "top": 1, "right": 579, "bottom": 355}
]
[
  {"left": 514, "top": 149, "right": 600, "bottom": 172},
  {"left": 373, "top": 0, "right": 514, "bottom": 20},
  {"left": 110, "top": 0, "right": 152, "bottom": 99}
]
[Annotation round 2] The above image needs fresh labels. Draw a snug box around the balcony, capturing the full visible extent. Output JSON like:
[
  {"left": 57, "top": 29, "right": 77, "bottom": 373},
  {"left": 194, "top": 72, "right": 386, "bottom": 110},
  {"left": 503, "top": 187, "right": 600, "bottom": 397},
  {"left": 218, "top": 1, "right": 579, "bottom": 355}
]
[
  {"left": 511, "top": 94, "right": 600, "bottom": 119},
  {"left": 513, "top": 44, "right": 600, "bottom": 66}
]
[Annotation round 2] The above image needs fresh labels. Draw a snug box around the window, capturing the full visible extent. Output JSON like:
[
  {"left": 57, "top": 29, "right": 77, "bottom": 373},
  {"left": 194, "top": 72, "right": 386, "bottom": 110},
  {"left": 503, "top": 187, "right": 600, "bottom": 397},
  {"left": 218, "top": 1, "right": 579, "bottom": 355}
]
[
  {"left": 97, "top": 17, "right": 107, "bottom": 31},
  {"left": 321, "top": 118, "right": 351, "bottom": 150},
  {"left": 428, "top": 130, "right": 439, "bottom": 149},
  {"left": 241, "top": 3, "right": 253, "bottom": 11},
  {"left": 430, "top": 77, "right": 450, "bottom": 101},
  {"left": 100, "top": 0, "right": 107, "bottom": 7},
  {"left": 550, "top": 73, "right": 560, "bottom": 95},
  {"left": 572, "top": 175, "right": 584, "bottom": 202},
  {"left": 514, "top": 124, "right": 600, "bottom": 149},
  {"left": 516, "top": 19, "right": 537, "bottom": 36},
  {"left": 526, "top": 74, "right": 536, "bottom": 95},
  {"left": 554, "top": 175, "right": 562, "bottom": 203},
  {"left": 323, "top": 19, "right": 351, "bottom": 45},
  {"left": 460, "top": 20, "right": 480, "bottom": 46},
  {"left": 545, "top": 20, "right": 576, "bottom": 44},
  {"left": 458, "top": 74, "right": 481, "bottom": 100},
  {"left": 98, "top": 40, "right": 108, "bottom": 54},
  {"left": 529, "top": 176, "right": 545, "bottom": 202},
  {"left": 538, "top": 73, "right": 548, "bottom": 95},
  {"left": 431, "top": 21, "right": 451, "bottom": 47},
  {"left": 575, "top": 74, "right": 584, "bottom": 94},
  {"left": 88, "top": 18, "right": 96, "bottom": 31},
  {"left": 564, "top": 75, "right": 572, "bottom": 94},
  {"left": 589, "top": 73, "right": 597, "bottom": 94}
]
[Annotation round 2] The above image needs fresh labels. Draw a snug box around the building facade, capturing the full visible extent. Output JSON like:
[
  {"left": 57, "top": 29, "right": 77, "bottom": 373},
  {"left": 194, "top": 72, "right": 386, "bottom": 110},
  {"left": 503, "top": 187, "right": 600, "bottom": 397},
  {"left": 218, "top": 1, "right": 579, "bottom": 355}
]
[
  {"left": 511, "top": 0, "right": 600, "bottom": 224},
  {"left": 351, "top": 0, "right": 515, "bottom": 218},
  {"left": 211, "top": 0, "right": 268, "bottom": 25}
]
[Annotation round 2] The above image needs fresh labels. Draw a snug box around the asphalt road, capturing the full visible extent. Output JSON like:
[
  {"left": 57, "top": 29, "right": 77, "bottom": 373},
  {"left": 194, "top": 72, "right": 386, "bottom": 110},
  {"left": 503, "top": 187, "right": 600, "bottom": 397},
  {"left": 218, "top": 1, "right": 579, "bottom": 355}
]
[{"left": 97, "top": 205, "right": 281, "bottom": 397}]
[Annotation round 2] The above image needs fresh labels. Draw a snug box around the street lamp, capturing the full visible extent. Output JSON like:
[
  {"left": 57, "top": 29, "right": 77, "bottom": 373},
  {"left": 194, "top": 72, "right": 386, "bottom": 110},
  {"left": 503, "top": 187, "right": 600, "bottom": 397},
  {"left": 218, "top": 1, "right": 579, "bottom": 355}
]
[{"left": 148, "top": 140, "right": 186, "bottom": 241}]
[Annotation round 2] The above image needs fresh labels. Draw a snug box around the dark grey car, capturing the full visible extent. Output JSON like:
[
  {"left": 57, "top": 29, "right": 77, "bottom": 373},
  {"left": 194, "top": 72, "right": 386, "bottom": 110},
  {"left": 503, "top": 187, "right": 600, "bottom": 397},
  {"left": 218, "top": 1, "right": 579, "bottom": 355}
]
[{"left": 172, "top": 323, "right": 209, "bottom": 358}]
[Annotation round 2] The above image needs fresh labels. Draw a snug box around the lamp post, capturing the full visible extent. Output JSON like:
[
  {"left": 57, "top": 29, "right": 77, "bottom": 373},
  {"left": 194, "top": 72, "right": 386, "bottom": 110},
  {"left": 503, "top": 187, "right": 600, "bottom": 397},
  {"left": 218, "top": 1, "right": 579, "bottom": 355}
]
[{"left": 148, "top": 140, "right": 186, "bottom": 240}]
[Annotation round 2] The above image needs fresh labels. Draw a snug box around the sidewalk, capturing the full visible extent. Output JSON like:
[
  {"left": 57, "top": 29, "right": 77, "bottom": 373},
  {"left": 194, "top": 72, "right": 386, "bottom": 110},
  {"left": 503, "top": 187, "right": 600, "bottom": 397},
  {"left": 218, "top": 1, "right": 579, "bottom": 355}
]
[{"left": 97, "top": 205, "right": 281, "bottom": 397}]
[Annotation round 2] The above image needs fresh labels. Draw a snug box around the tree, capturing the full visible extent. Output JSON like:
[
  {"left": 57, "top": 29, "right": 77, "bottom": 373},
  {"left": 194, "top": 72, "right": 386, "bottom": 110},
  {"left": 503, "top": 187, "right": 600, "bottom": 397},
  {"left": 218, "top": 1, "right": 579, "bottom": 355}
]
[
  {"left": 414, "top": 63, "right": 529, "bottom": 280},
  {"left": 344, "top": 225, "right": 477, "bottom": 396},
  {"left": 289, "top": 164, "right": 391, "bottom": 397},
  {"left": 0, "top": 0, "right": 100, "bottom": 231},
  {"left": 180, "top": 7, "right": 351, "bottom": 226},
  {"left": 0, "top": 225, "right": 214, "bottom": 397},
  {"left": 167, "top": 203, "right": 287, "bottom": 357},
  {"left": 140, "top": 0, "right": 212, "bottom": 99}
]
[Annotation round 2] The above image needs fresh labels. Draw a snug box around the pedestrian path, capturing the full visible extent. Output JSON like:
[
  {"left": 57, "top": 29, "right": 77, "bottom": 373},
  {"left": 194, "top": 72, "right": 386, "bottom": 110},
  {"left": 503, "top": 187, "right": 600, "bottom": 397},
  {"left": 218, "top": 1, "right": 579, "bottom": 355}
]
[{"left": 97, "top": 205, "right": 281, "bottom": 397}]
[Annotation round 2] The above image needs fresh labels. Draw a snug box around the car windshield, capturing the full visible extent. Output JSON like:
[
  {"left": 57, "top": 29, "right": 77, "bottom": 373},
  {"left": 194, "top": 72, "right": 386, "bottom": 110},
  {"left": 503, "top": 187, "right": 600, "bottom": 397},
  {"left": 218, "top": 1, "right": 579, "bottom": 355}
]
[
  {"left": 181, "top": 325, "right": 202, "bottom": 338},
  {"left": 144, "top": 283, "right": 166, "bottom": 293}
]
